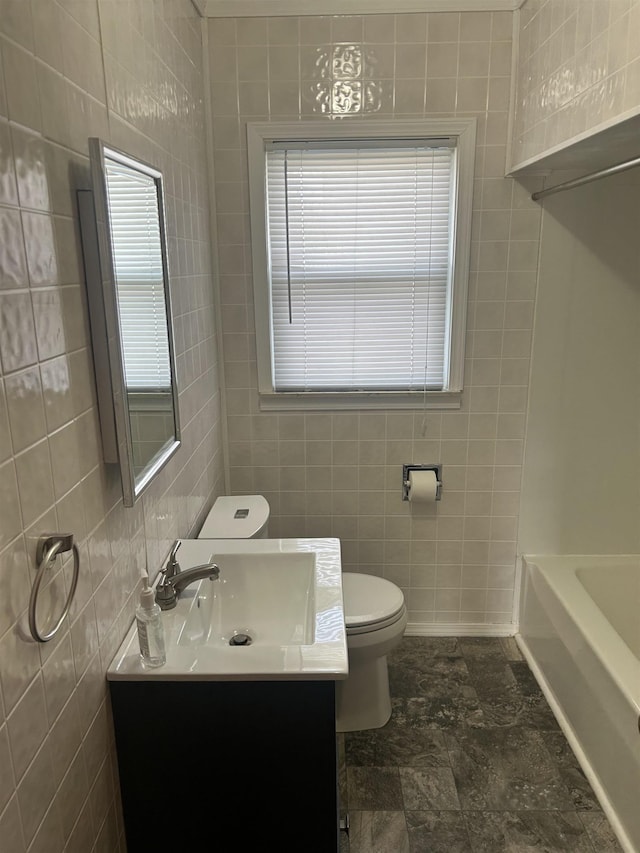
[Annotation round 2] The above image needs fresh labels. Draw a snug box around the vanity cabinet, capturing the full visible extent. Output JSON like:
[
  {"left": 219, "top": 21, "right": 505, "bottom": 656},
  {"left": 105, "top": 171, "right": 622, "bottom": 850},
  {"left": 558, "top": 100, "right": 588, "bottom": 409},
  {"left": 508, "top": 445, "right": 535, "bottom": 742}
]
[{"left": 109, "top": 679, "right": 340, "bottom": 852}]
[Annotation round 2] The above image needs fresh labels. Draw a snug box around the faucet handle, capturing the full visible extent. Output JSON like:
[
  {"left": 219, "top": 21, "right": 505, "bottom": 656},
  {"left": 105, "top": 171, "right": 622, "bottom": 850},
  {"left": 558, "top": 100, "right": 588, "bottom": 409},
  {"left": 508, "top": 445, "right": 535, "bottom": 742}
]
[
  {"left": 166, "top": 540, "right": 181, "bottom": 577},
  {"left": 155, "top": 569, "right": 177, "bottom": 610}
]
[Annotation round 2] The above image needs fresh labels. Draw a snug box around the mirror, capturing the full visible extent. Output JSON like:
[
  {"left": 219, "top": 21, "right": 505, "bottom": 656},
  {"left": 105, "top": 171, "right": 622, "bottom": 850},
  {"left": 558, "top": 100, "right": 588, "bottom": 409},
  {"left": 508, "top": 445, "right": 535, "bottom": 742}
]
[{"left": 78, "top": 139, "right": 180, "bottom": 506}]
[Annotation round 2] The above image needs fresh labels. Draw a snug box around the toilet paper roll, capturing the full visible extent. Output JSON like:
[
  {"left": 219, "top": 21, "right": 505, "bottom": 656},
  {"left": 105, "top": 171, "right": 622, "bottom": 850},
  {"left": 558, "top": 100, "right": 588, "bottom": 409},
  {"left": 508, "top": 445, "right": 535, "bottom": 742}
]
[{"left": 408, "top": 469, "right": 438, "bottom": 503}]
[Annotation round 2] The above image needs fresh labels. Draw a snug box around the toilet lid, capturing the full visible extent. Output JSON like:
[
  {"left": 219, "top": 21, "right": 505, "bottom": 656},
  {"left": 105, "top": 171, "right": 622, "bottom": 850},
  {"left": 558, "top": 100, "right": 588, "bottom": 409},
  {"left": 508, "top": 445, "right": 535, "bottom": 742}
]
[
  {"left": 198, "top": 495, "right": 269, "bottom": 539},
  {"left": 341, "top": 573, "right": 405, "bottom": 629}
]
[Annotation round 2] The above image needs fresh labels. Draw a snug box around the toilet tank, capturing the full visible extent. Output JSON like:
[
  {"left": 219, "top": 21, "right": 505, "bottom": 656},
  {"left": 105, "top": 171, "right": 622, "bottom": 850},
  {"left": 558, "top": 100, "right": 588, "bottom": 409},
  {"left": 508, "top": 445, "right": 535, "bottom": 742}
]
[{"left": 197, "top": 495, "right": 270, "bottom": 539}]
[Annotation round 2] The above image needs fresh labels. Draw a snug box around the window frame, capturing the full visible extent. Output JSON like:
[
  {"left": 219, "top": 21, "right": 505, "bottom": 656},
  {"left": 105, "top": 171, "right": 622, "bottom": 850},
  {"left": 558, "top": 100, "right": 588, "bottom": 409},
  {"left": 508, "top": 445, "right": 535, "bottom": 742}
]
[{"left": 247, "top": 118, "right": 476, "bottom": 411}]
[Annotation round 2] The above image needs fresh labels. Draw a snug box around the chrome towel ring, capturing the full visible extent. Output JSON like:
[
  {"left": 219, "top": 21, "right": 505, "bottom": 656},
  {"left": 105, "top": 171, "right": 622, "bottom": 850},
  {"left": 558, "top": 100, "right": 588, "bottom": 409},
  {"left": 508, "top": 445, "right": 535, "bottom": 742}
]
[{"left": 29, "top": 533, "right": 80, "bottom": 643}]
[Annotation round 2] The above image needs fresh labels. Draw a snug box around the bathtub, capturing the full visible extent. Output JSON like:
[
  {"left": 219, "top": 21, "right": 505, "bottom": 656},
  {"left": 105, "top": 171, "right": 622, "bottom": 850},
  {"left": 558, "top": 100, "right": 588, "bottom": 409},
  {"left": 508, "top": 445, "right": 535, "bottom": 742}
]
[{"left": 518, "top": 555, "right": 640, "bottom": 853}]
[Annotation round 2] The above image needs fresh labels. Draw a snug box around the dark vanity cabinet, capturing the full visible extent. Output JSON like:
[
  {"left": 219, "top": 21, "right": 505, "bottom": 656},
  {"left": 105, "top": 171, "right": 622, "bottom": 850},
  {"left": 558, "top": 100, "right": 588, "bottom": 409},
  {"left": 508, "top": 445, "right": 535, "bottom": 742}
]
[{"left": 109, "top": 679, "right": 340, "bottom": 852}]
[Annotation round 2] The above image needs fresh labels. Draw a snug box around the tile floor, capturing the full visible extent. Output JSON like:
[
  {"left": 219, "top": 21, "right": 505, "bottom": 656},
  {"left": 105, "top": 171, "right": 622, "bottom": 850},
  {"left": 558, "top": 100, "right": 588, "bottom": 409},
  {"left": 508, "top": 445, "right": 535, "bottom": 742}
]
[{"left": 338, "top": 637, "right": 623, "bottom": 853}]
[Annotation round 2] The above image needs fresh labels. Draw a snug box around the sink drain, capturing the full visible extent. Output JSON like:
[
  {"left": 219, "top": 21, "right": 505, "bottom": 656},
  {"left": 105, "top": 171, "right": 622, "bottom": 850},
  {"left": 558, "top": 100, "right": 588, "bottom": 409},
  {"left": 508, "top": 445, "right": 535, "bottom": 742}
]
[{"left": 229, "top": 632, "right": 252, "bottom": 646}]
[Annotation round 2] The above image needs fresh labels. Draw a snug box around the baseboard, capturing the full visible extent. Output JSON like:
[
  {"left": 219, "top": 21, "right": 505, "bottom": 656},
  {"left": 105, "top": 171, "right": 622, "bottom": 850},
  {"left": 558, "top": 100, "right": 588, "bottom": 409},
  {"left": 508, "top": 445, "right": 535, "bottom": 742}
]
[{"left": 405, "top": 622, "right": 516, "bottom": 637}]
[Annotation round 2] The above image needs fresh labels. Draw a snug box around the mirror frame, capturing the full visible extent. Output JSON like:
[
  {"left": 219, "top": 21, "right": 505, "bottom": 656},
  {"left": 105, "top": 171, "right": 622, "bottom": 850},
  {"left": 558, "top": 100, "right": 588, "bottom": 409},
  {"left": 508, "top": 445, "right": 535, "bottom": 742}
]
[{"left": 78, "top": 138, "right": 181, "bottom": 507}]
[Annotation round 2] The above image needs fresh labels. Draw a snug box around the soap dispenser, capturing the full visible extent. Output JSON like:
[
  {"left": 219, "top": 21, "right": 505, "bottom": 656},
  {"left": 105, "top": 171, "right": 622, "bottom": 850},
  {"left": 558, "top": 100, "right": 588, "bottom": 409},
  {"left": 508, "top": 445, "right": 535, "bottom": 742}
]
[{"left": 136, "top": 569, "right": 166, "bottom": 667}]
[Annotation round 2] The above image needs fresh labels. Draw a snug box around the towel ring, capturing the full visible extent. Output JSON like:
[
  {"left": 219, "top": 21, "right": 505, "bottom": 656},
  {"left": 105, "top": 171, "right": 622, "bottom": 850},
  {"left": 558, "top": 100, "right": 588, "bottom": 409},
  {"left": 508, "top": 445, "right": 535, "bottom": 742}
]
[{"left": 29, "top": 534, "right": 80, "bottom": 643}]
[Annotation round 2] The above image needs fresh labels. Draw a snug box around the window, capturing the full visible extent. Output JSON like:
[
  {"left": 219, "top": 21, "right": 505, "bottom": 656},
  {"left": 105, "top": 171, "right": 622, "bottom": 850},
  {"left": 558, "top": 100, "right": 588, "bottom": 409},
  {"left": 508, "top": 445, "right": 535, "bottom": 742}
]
[
  {"left": 247, "top": 119, "right": 476, "bottom": 410},
  {"left": 104, "top": 157, "right": 172, "bottom": 391}
]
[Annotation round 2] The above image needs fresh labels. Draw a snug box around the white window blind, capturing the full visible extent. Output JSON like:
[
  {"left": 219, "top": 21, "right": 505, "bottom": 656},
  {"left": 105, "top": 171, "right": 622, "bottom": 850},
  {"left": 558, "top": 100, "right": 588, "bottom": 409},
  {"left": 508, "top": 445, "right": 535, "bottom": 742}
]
[
  {"left": 104, "top": 159, "right": 171, "bottom": 391},
  {"left": 265, "top": 141, "right": 456, "bottom": 392}
]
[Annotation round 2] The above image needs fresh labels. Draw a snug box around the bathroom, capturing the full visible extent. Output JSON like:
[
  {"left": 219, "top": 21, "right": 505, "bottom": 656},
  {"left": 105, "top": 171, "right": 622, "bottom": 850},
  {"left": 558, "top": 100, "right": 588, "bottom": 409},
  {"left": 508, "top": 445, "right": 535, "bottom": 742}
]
[{"left": 0, "top": 0, "right": 639, "bottom": 850}]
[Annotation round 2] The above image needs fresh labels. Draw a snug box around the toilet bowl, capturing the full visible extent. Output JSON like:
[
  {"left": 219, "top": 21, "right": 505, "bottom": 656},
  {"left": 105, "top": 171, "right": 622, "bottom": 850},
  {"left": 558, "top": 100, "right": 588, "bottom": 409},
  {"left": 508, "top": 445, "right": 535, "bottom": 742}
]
[
  {"left": 336, "top": 572, "right": 408, "bottom": 732},
  {"left": 196, "top": 495, "right": 407, "bottom": 732}
]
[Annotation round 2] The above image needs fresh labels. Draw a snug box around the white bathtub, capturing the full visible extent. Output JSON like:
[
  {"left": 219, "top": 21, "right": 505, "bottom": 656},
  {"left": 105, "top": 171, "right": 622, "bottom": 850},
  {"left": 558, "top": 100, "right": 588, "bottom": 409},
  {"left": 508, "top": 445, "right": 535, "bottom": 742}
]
[{"left": 518, "top": 555, "right": 640, "bottom": 853}]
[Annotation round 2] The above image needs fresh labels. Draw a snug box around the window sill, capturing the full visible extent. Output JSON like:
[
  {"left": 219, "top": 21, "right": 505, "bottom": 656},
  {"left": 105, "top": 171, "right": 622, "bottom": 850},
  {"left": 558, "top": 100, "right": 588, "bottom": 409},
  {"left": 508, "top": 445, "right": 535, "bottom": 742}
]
[{"left": 258, "top": 390, "right": 463, "bottom": 412}]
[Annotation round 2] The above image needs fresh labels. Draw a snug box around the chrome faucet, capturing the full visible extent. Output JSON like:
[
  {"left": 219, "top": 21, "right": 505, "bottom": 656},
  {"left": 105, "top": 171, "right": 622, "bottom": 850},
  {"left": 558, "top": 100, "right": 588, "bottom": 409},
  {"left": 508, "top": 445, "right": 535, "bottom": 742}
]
[{"left": 155, "top": 540, "right": 220, "bottom": 610}]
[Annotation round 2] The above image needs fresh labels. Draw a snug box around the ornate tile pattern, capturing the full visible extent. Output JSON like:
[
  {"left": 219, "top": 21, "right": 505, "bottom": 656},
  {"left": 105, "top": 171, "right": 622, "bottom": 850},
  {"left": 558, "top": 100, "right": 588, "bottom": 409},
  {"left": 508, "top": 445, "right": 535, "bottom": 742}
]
[{"left": 339, "top": 637, "right": 624, "bottom": 853}]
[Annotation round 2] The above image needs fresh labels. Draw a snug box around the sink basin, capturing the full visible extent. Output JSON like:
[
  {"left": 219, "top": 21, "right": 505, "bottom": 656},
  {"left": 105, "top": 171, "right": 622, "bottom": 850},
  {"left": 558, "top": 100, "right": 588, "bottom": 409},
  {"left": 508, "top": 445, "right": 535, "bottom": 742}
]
[
  {"left": 178, "top": 551, "right": 315, "bottom": 647},
  {"left": 107, "top": 538, "right": 348, "bottom": 681}
]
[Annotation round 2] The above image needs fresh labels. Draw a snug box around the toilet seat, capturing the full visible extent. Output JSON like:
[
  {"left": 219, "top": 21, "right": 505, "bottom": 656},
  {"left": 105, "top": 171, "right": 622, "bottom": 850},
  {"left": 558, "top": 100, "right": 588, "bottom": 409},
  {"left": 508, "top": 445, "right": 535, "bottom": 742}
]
[{"left": 342, "top": 573, "right": 406, "bottom": 635}]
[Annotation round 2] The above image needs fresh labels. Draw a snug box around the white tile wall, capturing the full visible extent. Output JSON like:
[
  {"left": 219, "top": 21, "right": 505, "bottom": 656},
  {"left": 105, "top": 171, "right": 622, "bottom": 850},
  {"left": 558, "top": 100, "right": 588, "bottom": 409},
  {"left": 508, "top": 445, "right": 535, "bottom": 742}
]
[
  {"left": 208, "top": 11, "right": 544, "bottom": 633},
  {"left": 512, "top": 0, "right": 640, "bottom": 169},
  {"left": 0, "top": 1, "right": 222, "bottom": 850}
]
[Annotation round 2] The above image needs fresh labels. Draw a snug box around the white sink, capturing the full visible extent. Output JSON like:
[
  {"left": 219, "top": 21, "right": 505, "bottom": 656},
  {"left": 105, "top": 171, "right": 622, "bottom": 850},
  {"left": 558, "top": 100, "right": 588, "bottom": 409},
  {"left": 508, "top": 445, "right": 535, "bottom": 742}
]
[
  {"left": 107, "top": 538, "right": 348, "bottom": 681},
  {"left": 178, "top": 551, "right": 315, "bottom": 647}
]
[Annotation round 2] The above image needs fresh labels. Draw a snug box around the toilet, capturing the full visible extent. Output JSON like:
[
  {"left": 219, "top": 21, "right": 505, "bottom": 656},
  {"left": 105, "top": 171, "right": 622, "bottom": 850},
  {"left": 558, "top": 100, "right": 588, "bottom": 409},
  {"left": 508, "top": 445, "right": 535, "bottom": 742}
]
[
  {"left": 198, "top": 494, "right": 270, "bottom": 539},
  {"left": 197, "top": 495, "right": 407, "bottom": 732},
  {"left": 336, "top": 572, "right": 407, "bottom": 732}
]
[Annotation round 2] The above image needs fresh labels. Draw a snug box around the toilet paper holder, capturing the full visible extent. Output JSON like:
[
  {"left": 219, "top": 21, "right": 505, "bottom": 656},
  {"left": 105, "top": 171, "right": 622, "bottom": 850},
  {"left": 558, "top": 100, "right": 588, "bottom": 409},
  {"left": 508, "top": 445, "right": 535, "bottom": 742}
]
[{"left": 402, "top": 463, "right": 443, "bottom": 501}]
